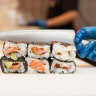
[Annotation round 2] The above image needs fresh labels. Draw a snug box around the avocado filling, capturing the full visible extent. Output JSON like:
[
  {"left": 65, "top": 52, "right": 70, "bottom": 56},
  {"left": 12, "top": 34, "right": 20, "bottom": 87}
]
[
  {"left": 3, "top": 61, "right": 21, "bottom": 70},
  {"left": 10, "top": 52, "right": 17, "bottom": 60},
  {"left": 3, "top": 61, "right": 13, "bottom": 69}
]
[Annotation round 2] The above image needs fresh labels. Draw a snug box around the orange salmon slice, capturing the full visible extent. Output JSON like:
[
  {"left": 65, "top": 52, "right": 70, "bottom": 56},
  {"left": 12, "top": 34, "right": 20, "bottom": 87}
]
[
  {"left": 31, "top": 47, "right": 45, "bottom": 55},
  {"left": 29, "top": 60, "right": 45, "bottom": 72},
  {"left": 11, "top": 63, "right": 21, "bottom": 70},
  {"left": 5, "top": 47, "right": 20, "bottom": 55}
]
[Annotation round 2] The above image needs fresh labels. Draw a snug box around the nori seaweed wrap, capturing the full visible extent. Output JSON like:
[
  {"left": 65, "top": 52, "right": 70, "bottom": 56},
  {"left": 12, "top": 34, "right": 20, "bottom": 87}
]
[{"left": 0, "top": 57, "right": 27, "bottom": 73}]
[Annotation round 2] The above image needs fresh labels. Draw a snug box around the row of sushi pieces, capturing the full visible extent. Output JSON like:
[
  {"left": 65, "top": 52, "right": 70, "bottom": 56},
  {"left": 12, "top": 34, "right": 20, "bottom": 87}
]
[{"left": 0, "top": 40, "right": 76, "bottom": 74}]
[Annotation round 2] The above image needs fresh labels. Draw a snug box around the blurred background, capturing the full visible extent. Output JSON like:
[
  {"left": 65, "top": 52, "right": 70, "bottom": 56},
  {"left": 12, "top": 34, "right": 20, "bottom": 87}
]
[{"left": 0, "top": 0, "right": 96, "bottom": 32}]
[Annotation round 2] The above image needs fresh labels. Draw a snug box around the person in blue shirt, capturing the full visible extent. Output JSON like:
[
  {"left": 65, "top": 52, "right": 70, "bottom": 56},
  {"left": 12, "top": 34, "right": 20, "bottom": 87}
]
[{"left": 74, "top": 27, "right": 96, "bottom": 62}]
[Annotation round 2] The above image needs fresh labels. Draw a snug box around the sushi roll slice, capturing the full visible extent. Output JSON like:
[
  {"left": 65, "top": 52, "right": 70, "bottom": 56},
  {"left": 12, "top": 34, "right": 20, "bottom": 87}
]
[
  {"left": 28, "top": 42, "right": 50, "bottom": 59},
  {"left": 0, "top": 40, "right": 4, "bottom": 59},
  {"left": 0, "top": 57, "right": 27, "bottom": 73},
  {"left": 51, "top": 59, "right": 76, "bottom": 74},
  {"left": 51, "top": 41, "right": 76, "bottom": 61},
  {"left": 25, "top": 58, "right": 50, "bottom": 74},
  {"left": 3, "top": 41, "right": 27, "bottom": 60}
]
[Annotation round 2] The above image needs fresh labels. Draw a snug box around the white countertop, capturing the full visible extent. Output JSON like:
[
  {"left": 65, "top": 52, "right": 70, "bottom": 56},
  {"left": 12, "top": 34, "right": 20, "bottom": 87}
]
[{"left": 0, "top": 66, "right": 96, "bottom": 96}]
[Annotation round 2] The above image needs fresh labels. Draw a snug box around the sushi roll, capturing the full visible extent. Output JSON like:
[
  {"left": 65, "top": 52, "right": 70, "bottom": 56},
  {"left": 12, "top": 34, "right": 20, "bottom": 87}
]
[
  {"left": 3, "top": 41, "right": 27, "bottom": 60},
  {"left": 51, "top": 41, "right": 76, "bottom": 61},
  {"left": 51, "top": 59, "right": 76, "bottom": 74},
  {"left": 25, "top": 58, "right": 50, "bottom": 74},
  {"left": 0, "top": 40, "right": 4, "bottom": 59},
  {"left": 0, "top": 57, "right": 27, "bottom": 73},
  {"left": 28, "top": 42, "right": 50, "bottom": 59}
]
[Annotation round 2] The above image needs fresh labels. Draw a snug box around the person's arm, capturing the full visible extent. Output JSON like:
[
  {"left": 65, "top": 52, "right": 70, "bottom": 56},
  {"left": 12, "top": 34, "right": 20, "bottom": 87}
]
[
  {"left": 27, "top": 0, "right": 78, "bottom": 27},
  {"left": 46, "top": 10, "right": 78, "bottom": 27},
  {"left": 28, "top": 10, "right": 78, "bottom": 27}
]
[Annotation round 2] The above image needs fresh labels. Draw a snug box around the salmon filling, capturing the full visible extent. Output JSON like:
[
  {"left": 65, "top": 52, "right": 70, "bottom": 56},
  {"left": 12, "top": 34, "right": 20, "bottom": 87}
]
[
  {"left": 11, "top": 63, "right": 21, "bottom": 70},
  {"left": 55, "top": 64, "right": 71, "bottom": 70},
  {"left": 56, "top": 51, "right": 70, "bottom": 56},
  {"left": 29, "top": 60, "right": 45, "bottom": 72},
  {"left": 31, "top": 47, "right": 45, "bottom": 55},
  {"left": 57, "top": 52, "right": 62, "bottom": 55},
  {"left": 5, "top": 47, "right": 20, "bottom": 55}
]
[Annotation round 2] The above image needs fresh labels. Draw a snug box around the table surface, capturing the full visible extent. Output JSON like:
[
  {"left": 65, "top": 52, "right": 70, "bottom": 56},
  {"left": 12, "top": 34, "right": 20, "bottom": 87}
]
[{"left": 0, "top": 67, "right": 96, "bottom": 96}]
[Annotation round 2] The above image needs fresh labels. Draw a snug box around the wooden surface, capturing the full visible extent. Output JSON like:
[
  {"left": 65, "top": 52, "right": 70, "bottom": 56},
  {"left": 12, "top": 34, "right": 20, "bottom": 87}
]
[
  {"left": 0, "top": 26, "right": 39, "bottom": 32},
  {"left": 75, "top": 58, "right": 93, "bottom": 67}
]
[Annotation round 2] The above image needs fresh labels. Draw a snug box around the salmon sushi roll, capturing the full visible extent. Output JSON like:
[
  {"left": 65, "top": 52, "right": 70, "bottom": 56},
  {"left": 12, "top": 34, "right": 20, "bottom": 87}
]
[
  {"left": 3, "top": 41, "right": 27, "bottom": 60},
  {"left": 0, "top": 57, "right": 27, "bottom": 73},
  {"left": 51, "top": 41, "right": 76, "bottom": 61},
  {"left": 25, "top": 58, "right": 50, "bottom": 73},
  {"left": 28, "top": 42, "right": 50, "bottom": 59},
  {"left": 51, "top": 59, "right": 76, "bottom": 74}
]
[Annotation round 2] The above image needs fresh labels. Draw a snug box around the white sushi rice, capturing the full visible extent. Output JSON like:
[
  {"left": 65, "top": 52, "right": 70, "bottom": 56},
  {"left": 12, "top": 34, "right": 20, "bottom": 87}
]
[
  {"left": 3, "top": 41, "right": 27, "bottom": 58},
  {"left": 25, "top": 58, "right": 50, "bottom": 74},
  {"left": 51, "top": 59, "right": 76, "bottom": 74},
  {"left": 52, "top": 42, "right": 76, "bottom": 61},
  {"left": 28, "top": 44, "right": 50, "bottom": 59},
  {"left": 2, "top": 61, "right": 25, "bottom": 73}
]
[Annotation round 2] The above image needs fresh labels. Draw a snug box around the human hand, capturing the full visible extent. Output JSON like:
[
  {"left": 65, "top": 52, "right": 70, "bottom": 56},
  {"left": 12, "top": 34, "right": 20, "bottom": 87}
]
[{"left": 74, "top": 27, "right": 96, "bottom": 62}]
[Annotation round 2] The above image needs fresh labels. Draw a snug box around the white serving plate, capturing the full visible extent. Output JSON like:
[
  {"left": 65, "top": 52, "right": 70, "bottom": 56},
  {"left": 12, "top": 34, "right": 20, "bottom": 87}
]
[{"left": 0, "top": 30, "right": 96, "bottom": 96}]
